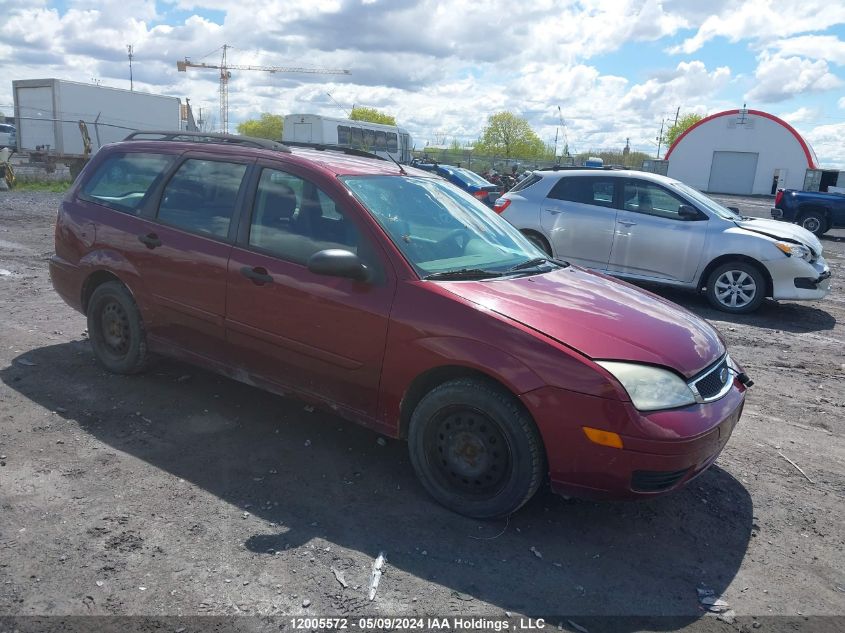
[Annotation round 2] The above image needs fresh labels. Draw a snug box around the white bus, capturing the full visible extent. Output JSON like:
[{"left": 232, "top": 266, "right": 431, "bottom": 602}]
[{"left": 283, "top": 114, "right": 413, "bottom": 163}]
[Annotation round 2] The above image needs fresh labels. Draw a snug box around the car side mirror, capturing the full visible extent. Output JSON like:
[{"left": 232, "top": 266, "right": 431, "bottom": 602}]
[
  {"left": 727, "top": 206, "right": 740, "bottom": 213},
  {"left": 679, "top": 204, "right": 703, "bottom": 220},
  {"left": 307, "top": 249, "right": 370, "bottom": 282}
]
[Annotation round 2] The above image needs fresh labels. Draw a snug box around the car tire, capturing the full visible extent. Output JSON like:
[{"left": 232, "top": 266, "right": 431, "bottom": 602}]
[
  {"left": 799, "top": 211, "right": 827, "bottom": 237},
  {"left": 521, "top": 231, "right": 552, "bottom": 257},
  {"left": 408, "top": 377, "right": 545, "bottom": 519},
  {"left": 705, "top": 261, "right": 766, "bottom": 314},
  {"left": 87, "top": 281, "right": 151, "bottom": 374}
]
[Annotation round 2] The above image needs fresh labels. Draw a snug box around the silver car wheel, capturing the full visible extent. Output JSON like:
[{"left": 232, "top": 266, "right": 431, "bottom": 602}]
[
  {"left": 714, "top": 270, "right": 757, "bottom": 308},
  {"left": 801, "top": 216, "right": 821, "bottom": 234}
]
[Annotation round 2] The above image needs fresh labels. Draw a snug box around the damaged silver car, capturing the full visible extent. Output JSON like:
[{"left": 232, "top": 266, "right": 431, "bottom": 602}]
[{"left": 495, "top": 170, "right": 831, "bottom": 313}]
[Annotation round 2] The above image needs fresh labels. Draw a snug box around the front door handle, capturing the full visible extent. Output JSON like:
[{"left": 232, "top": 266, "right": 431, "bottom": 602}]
[
  {"left": 240, "top": 266, "right": 273, "bottom": 285},
  {"left": 618, "top": 220, "right": 637, "bottom": 226},
  {"left": 138, "top": 233, "right": 162, "bottom": 249}
]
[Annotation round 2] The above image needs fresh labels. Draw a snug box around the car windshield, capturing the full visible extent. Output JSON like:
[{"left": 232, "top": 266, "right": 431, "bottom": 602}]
[
  {"left": 342, "top": 175, "right": 546, "bottom": 278},
  {"left": 669, "top": 181, "right": 742, "bottom": 220},
  {"left": 446, "top": 167, "right": 493, "bottom": 188}
]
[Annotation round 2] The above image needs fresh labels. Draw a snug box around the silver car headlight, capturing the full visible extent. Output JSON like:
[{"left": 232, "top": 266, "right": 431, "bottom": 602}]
[
  {"left": 776, "top": 241, "right": 812, "bottom": 261},
  {"left": 597, "top": 361, "right": 696, "bottom": 411}
]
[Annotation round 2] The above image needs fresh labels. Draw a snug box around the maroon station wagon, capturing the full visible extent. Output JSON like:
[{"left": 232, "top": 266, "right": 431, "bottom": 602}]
[{"left": 50, "top": 132, "right": 750, "bottom": 518}]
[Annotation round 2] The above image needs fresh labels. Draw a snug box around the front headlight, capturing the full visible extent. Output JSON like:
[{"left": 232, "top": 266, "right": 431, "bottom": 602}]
[
  {"left": 775, "top": 241, "right": 812, "bottom": 261},
  {"left": 597, "top": 361, "right": 696, "bottom": 411}
]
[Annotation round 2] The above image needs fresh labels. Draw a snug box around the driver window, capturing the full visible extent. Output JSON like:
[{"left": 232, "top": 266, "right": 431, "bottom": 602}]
[
  {"left": 249, "top": 168, "right": 364, "bottom": 265},
  {"left": 623, "top": 181, "right": 688, "bottom": 220}
]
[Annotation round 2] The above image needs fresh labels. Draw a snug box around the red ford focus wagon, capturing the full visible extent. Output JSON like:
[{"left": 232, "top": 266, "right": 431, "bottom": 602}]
[{"left": 50, "top": 132, "right": 750, "bottom": 518}]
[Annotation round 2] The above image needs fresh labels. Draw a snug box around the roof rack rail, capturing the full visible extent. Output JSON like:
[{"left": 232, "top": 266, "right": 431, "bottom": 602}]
[
  {"left": 538, "top": 165, "right": 624, "bottom": 171},
  {"left": 280, "top": 141, "right": 386, "bottom": 161},
  {"left": 123, "top": 130, "right": 291, "bottom": 152}
]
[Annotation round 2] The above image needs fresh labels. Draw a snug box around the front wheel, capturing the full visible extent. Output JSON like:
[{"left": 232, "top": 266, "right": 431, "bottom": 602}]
[
  {"left": 408, "top": 378, "right": 545, "bottom": 519},
  {"left": 705, "top": 262, "right": 766, "bottom": 314}
]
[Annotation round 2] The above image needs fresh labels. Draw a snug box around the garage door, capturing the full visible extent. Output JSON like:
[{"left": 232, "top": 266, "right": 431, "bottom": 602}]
[{"left": 708, "top": 151, "right": 758, "bottom": 194}]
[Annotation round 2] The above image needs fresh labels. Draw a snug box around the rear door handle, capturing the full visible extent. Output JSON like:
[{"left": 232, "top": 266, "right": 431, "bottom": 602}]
[
  {"left": 240, "top": 266, "right": 273, "bottom": 285},
  {"left": 543, "top": 208, "right": 562, "bottom": 215},
  {"left": 138, "top": 233, "right": 162, "bottom": 249},
  {"left": 618, "top": 220, "right": 637, "bottom": 226}
]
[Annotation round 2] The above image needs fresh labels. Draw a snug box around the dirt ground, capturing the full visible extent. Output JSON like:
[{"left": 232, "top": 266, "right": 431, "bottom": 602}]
[{"left": 0, "top": 190, "right": 843, "bottom": 632}]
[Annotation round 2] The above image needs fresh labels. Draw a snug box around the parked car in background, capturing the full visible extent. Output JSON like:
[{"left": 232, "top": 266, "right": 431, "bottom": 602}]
[
  {"left": 0, "top": 124, "right": 16, "bottom": 150},
  {"left": 496, "top": 169, "right": 831, "bottom": 314},
  {"left": 772, "top": 188, "right": 845, "bottom": 237},
  {"left": 409, "top": 160, "right": 502, "bottom": 206},
  {"left": 432, "top": 163, "right": 502, "bottom": 207},
  {"left": 50, "top": 132, "right": 749, "bottom": 518}
]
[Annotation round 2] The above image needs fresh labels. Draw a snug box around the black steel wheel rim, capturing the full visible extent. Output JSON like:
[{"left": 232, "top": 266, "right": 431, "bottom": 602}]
[
  {"left": 424, "top": 405, "right": 512, "bottom": 497},
  {"left": 99, "top": 300, "right": 130, "bottom": 357}
]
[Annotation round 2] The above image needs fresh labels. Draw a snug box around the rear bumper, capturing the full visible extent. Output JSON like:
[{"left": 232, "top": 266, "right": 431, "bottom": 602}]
[
  {"left": 49, "top": 254, "right": 84, "bottom": 313},
  {"left": 521, "top": 382, "right": 746, "bottom": 500}
]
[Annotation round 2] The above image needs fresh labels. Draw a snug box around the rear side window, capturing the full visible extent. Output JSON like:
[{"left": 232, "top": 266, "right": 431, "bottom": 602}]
[
  {"left": 157, "top": 159, "right": 247, "bottom": 239},
  {"left": 623, "top": 180, "right": 688, "bottom": 220},
  {"left": 510, "top": 174, "right": 541, "bottom": 192},
  {"left": 80, "top": 152, "right": 173, "bottom": 214},
  {"left": 548, "top": 176, "right": 616, "bottom": 208}
]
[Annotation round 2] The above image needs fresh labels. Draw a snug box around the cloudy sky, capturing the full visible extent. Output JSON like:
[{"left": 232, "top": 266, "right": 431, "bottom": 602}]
[{"left": 2, "top": 0, "right": 844, "bottom": 165}]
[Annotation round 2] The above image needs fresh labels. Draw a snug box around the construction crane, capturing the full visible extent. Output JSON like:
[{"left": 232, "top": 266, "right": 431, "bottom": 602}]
[{"left": 177, "top": 44, "right": 350, "bottom": 134}]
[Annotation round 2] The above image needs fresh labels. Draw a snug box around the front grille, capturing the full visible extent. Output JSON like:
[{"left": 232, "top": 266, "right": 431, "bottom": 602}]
[
  {"left": 632, "top": 468, "right": 689, "bottom": 492},
  {"left": 691, "top": 357, "right": 731, "bottom": 401}
]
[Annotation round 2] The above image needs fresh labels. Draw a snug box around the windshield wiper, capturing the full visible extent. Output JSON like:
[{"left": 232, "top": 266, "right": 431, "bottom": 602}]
[
  {"left": 507, "top": 257, "right": 567, "bottom": 272},
  {"left": 423, "top": 268, "right": 504, "bottom": 280}
]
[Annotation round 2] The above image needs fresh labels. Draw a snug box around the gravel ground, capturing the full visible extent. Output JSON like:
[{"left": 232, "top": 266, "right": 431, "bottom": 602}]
[{"left": 0, "top": 190, "right": 843, "bottom": 632}]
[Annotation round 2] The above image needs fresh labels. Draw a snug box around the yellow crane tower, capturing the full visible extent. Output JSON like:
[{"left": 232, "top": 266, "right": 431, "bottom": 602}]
[{"left": 177, "top": 44, "right": 350, "bottom": 134}]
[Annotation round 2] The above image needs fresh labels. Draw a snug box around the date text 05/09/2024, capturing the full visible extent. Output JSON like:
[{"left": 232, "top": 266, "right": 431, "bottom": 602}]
[{"left": 289, "top": 617, "right": 547, "bottom": 631}]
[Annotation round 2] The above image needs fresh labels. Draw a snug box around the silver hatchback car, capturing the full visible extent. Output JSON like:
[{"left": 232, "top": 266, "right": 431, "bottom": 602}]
[{"left": 495, "top": 169, "right": 831, "bottom": 313}]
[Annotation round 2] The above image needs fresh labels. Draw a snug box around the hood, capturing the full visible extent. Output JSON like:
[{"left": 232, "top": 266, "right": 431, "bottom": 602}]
[
  {"left": 440, "top": 267, "right": 724, "bottom": 378},
  {"left": 734, "top": 217, "right": 823, "bottom": 255}
]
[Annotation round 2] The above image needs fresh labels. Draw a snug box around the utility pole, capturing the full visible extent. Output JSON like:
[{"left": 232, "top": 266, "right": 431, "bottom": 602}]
[
  {"left": 674, "top": 106, "right": 680, "bottom": 127},
  {"left": 656, "top": 118, "right": 666, "bottom": 159},
  {"left": 127, "top": 45, "right": 134, "bottom": 91}
]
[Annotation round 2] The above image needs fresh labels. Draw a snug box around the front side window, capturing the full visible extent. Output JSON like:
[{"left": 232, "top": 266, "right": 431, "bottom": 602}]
[
  {"left": 80, "top": 152, "right": 174, "bottom": 214},
  {"left": 157, "top": 159, "right": 247, "bottom": 239},
  {"left": 623, "top": 180, "right": 689, "bottom": 220},
  {"left": 249, "top": 168, "right": 361, "bottom": 265},
  {"left": 343, "top": 175, "right": 542, "bottom": 277},
  {"left": 548, "top": 177, "right": 615, "bottom": 208}
]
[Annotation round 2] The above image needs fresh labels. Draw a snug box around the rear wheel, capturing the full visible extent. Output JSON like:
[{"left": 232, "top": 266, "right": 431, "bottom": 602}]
[
  {"left": 799, "top": 210, "right": 827, "bottom": 237},
  {"left": 705, "top": 261, "right": 766, "bottom": 314},
  {"left": 87, "top": 281, "right": 151, "bottom": 374},
  {"left": 408, "top": 378, "right": 545, "bottom": 519},
  {"left": 521, "top": 230, "right": 552, "bottom": 257}
]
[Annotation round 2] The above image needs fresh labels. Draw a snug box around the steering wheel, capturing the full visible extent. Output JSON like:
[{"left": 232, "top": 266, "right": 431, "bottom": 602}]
[{"left": 436, "top": 228, "right": 473, "bottom": 256}]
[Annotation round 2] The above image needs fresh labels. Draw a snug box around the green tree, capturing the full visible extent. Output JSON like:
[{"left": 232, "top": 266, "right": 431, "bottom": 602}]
[
  {"left": 237, "top": 113, "right": 284, "bottom": 140},
  {"left": 349, "top": 107, "right": 396, "bottom": 125},
  {"left": 665, "top": 113, "right": 703, "bottom": 148},
  {"left": 475, "top": 112, "right": 545, "bottom": 159}
]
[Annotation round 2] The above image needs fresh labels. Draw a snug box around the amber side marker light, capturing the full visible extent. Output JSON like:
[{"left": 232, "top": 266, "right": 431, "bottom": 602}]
[{"left": 582, "top": 427, "right": 624, "bottom": 449}]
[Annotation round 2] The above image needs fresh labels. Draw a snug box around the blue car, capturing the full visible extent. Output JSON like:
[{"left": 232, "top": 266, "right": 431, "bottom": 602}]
[
  {"left": 434, "top": 164, "right": 502, "bottom": 207},
  {"left": 410, "top": 160, "right": 502, "bottom": 207}
]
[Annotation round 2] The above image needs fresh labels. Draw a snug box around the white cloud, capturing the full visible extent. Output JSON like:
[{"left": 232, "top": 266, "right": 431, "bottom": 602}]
[
  {"left": 765, "top": 35, "right": 845, "bottom": 65},
  {"left": 670, "top": 0, "right": 845, "bottom": 54},
  {"left": 839, "top": 96, "right": 845, "bottom": 109},
  {"left": 778, "top": 106, "right": 821, "bottom": 124},
  {"left": 745, "top": 54, "right": 842, "bottom": 103},
  {"left": 804, "top": 122, "right": 845, "bottom": 167}
]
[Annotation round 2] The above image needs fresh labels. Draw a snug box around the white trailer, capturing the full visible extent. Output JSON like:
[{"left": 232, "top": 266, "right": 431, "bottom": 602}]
[{"left": 13, "top": 78, "right": 182, "bottom": 176}]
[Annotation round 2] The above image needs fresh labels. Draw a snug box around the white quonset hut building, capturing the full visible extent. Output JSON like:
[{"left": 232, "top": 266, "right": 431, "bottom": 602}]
[{"left": 665, "top": 109, "right": 818, "bottom": 195}]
